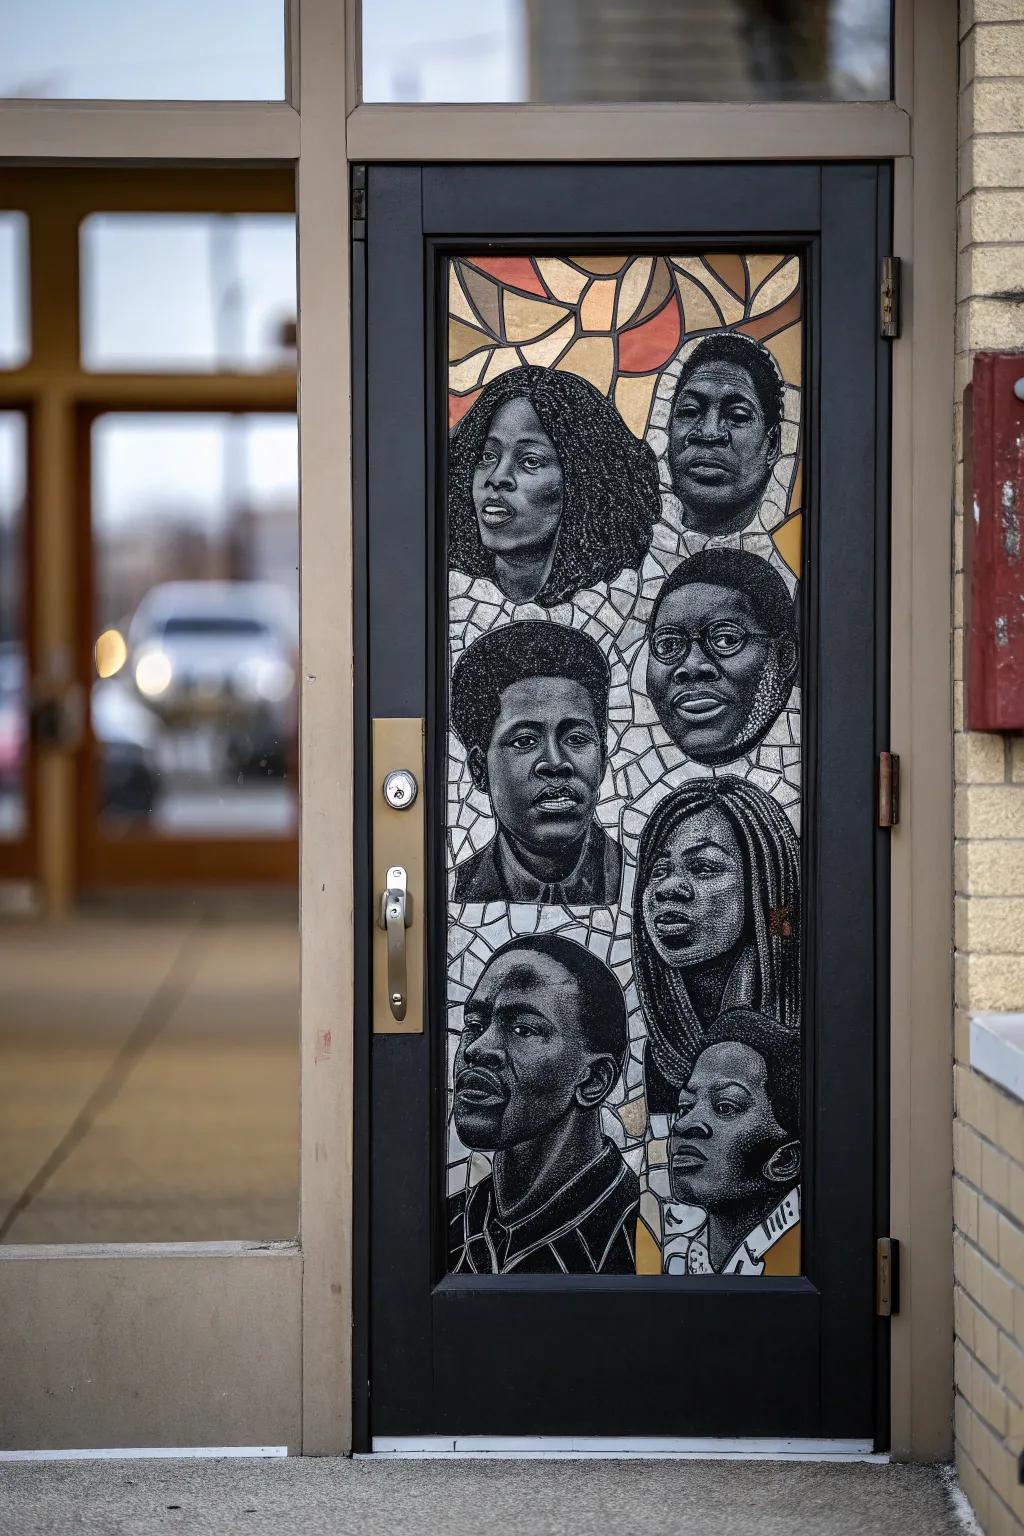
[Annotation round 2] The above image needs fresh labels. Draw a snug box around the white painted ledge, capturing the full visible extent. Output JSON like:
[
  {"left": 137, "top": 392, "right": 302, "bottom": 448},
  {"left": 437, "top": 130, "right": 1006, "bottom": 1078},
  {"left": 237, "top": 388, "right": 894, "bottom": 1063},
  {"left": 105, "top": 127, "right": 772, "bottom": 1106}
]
[{"left": 970, "top": 1013, "right": 1024, "bottom": 1103}]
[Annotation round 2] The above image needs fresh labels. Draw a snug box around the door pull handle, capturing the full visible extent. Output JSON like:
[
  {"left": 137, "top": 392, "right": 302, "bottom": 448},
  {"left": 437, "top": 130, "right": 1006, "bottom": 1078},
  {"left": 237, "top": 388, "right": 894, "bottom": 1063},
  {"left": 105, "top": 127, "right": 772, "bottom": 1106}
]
[{"left": 378, "top": 865, "right": 413, "bottom": 1021}]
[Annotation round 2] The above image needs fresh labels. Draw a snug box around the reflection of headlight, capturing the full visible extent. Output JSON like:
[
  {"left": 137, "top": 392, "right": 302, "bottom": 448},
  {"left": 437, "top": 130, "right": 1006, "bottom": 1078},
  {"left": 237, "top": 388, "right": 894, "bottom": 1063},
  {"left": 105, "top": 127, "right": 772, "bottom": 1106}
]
[
  {"left": 94, "top": 628, "right": 127, "bottom": 679},
  {"left": 134, "top": 650, "right": 173, "bottom": 698},
  {"left": 234, "top": 657, "right": 294, "bottom": 703}
]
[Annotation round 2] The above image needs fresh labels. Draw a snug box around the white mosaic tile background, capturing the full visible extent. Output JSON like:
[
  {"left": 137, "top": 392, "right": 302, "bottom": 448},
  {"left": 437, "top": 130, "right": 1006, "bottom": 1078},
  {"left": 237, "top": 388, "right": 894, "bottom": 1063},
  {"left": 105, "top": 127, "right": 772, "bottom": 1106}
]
[{"left": 445, "top": 296, "right": 803, "bottom": 1266}]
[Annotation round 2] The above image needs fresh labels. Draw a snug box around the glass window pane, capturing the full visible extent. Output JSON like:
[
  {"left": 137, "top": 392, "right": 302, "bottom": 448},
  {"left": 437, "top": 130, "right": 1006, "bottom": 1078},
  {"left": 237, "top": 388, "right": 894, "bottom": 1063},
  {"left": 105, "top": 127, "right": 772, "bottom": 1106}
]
[
  {"left": 0, "top": 902, "right": 299, "bottom": 1243},
  {"left": 0, "top": 413, "right": 28, "bottom": 841},
  {"left": 1, "top": 0, "right": 284, "bottom": 101},
  {"left": 91, "top": 412, "right": 298, "bottom": 839},
  {"left": 363, "top": 0, "right": 891, "bottom": 104},
  {"left": 81, "top": 214, "right": 296, "bottom": 375},
  {"left": 0, "top": 214, "right": 30, "bottom": 370}
]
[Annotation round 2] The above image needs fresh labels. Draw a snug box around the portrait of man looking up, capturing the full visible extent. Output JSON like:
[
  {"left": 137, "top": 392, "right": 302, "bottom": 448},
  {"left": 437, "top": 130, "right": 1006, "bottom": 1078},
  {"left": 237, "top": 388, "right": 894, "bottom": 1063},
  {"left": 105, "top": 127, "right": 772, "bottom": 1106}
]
[
  {"left": 451, "top": 620, "right": 622, "bottom": 905},
  {"left": 667, "top": 331, "right": 786, "bottom": 538},
  {"left": 645, "top": 547, "right": 799, "bottom": 766},
  {"left": 636, "top": 1009, "right": 801, "bottom": 1277},
  {"left": 448, "top": 934, "right": 639, "bottom": 1275}
]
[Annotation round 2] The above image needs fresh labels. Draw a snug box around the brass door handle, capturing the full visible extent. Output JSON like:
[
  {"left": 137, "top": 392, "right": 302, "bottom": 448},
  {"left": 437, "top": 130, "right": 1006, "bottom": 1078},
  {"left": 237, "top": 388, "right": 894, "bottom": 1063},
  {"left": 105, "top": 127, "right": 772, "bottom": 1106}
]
[{"left": 378, "top": 865, "right": 413, "bottom": 1021}]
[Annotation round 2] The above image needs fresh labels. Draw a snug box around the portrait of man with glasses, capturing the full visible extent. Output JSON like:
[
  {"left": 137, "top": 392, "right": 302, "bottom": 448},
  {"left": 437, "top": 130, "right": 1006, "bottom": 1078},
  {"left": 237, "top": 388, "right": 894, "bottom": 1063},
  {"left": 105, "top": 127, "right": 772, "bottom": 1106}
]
[{"left": 644, "top": 547, "right": 799, "bottom": 766}]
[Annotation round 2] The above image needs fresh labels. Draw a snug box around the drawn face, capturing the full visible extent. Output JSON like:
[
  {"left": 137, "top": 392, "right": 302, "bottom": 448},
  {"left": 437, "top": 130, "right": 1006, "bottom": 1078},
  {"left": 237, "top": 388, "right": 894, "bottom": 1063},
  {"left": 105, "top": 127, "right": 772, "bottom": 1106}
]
[
  {"left": 668, "top": 360, "right": 779, "bottom": 532},
  {"left": 474, "top": 675, "right": 605, "bottom": 857},
  {"left": 640, "top": 805, "right": 746, "bottom": 971},
  {"left": 667, "top": 1040, "right": 789, "bottom": 1210},
  {"left": 646, "top": 581, "right": 793, "bottom": 764},
  {"left": 471, "top": 397, "right": 565, "bottom": 562},
  {"left": 453, "top": 948, "right": 605, "bottom": 1151}
]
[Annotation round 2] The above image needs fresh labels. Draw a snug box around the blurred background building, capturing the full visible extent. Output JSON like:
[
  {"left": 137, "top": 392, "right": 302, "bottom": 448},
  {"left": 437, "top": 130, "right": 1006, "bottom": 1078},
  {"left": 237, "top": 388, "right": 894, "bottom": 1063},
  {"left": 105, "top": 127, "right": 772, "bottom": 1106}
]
[{"left": 360, "top": 0, "right": 891, "bottom": 103}]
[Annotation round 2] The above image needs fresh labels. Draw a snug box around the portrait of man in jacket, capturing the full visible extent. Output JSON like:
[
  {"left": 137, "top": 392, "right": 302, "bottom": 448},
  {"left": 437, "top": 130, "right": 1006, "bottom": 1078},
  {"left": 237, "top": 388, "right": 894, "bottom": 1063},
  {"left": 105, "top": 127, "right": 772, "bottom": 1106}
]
[
  {"left": 448, "top": 934, "right": 639, "bottom": 1275},
  {"left": 451, "top": 620, "right": 622, "bottom": 905}
]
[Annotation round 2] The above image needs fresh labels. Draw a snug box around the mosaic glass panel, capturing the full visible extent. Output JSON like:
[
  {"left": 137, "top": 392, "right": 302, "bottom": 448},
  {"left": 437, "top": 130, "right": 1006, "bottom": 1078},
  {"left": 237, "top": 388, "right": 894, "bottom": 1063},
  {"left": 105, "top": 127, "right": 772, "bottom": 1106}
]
[{"left": 445, "top": 254, "right": 804, "bottom": 1278}]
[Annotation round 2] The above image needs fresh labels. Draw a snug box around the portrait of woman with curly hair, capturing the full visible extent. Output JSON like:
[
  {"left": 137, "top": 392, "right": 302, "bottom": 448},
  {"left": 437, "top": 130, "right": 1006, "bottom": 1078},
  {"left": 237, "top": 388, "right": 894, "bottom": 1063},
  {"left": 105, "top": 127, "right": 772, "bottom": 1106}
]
[
  {"left": 448, "top": 365, "right": 661, "bottom": 607},
  {"left": 631, "top": 775, "right": 800, "bottom": 1116}
]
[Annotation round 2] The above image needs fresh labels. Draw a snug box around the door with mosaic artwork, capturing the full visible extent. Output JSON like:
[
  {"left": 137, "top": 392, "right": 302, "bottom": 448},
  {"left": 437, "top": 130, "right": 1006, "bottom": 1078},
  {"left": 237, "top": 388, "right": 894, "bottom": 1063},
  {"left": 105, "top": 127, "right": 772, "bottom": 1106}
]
[{"left": 358, "top": 165, "right": 890, "bottom": 1445}]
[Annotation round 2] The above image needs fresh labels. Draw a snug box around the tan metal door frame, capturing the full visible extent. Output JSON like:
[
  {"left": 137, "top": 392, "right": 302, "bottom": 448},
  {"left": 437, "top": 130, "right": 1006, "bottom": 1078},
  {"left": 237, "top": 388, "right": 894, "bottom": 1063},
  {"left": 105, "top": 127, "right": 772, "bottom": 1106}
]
[{"left": 0, "top": 0, "right": 955, "bottom": 1461}]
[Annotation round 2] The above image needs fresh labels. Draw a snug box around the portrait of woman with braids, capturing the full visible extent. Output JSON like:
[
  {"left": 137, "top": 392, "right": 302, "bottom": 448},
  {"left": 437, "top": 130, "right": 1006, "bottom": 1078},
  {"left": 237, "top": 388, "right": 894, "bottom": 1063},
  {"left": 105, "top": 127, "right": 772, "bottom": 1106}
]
[
  {"left": 631, "top": 775, "right": 800, "bottom": 1116},
  {"left": 448, "top": 365, "right": 661, "bottom": 607}
]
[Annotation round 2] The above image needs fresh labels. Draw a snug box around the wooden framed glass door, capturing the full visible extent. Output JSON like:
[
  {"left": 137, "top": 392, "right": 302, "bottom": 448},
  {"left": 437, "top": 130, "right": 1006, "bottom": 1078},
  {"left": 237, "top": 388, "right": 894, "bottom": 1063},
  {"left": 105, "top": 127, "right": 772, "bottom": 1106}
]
[{"left": 76, "top": 402, "right": 299, "bottom": 886}]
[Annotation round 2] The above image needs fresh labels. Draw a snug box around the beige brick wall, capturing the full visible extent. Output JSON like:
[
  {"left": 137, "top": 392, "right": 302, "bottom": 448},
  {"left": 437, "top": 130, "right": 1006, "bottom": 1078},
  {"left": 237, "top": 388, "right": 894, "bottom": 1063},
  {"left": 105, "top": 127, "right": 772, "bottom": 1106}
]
[{"left": 956, "top": 6, "right": 1024, "bottom": 1531}]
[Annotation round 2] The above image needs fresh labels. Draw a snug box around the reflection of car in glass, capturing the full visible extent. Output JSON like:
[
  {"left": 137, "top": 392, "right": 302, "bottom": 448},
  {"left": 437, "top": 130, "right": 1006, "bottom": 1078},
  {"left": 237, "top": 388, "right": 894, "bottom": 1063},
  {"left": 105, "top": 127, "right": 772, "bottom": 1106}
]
[
  {"left": 126, "top": 581, "right": 298, "bottom": 779},
  {"left": 0, "top": 642, "right": 26, "bottom": 790},
  {"left": 92, "top": 678, "right": 162, "bottom": 817}
]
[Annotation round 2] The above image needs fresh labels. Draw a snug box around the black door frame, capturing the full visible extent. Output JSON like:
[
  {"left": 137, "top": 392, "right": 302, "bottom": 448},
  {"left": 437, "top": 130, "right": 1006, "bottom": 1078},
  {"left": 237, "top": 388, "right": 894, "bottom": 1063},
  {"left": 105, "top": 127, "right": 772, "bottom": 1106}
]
[{"left": 352, "top": 162, "right": 892, "bottom": 1450}]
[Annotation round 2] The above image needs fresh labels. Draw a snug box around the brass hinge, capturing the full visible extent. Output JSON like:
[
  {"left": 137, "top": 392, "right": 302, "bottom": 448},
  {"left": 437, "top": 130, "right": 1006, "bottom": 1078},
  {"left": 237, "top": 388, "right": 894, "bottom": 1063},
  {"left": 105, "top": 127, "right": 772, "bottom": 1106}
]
[
  {"left": 878, "top": 750, "right": 900, "bottom": 828},
  {"left": 876, "top": 1237, "right": 900, "bottom": 1317},
  {"left": 880, "top": 256, "right": 901, "bottom": 339},
  {"left": 352, "top": 166, "right": 367, "bottom": 240}
]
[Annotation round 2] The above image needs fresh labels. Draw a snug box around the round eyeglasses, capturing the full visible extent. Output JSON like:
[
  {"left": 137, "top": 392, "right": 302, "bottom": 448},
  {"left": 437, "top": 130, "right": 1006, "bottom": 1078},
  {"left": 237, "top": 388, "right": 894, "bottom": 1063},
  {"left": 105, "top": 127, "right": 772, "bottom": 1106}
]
[{"left": 649, "top": 621, "right": 773, "bottom": 665}]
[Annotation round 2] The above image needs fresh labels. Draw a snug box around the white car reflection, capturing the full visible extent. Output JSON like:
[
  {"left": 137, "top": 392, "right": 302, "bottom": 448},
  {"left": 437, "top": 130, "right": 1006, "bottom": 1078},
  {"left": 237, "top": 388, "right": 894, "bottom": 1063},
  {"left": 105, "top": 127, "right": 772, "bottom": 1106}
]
[{"left": 126, "top": 581, "right": 298, "bottom": 780}]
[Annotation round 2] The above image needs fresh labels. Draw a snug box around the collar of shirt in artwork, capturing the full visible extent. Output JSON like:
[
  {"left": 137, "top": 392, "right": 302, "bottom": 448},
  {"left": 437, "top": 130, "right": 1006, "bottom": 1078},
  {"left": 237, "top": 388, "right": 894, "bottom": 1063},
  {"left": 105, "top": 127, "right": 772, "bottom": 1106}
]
[
  {"left": 661, "top": 1187, "right": 801, "bottom": 1276},
  {"left": 494, "top": 822, "right": 609, "bottom": 905}
]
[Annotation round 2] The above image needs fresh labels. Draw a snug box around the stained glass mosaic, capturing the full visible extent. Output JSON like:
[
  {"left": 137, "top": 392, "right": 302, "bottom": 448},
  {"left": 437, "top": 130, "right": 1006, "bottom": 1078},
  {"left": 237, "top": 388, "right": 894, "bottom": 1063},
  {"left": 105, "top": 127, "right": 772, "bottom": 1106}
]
[{"left": 445, "top": 254, "right": 803, "bottom": 1278}]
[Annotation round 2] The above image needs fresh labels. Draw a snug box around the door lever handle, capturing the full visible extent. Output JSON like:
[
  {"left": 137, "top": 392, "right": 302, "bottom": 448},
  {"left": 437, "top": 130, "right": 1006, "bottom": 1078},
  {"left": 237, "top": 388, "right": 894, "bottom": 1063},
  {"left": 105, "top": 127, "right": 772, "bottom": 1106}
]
[{"left": 378, "top": 865, "right": 413, "bottom": 1021}]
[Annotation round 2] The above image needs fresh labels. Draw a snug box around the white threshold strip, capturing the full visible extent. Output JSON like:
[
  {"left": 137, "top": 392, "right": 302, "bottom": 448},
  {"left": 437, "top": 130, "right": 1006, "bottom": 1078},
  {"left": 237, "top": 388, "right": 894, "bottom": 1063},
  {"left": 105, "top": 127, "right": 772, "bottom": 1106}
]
[
  {"left": 369, "top": 1436, "right": 882, "bottom": 1461},
  {"left": 0, "top": 1446, "right": 287, "bottom": 1463}
]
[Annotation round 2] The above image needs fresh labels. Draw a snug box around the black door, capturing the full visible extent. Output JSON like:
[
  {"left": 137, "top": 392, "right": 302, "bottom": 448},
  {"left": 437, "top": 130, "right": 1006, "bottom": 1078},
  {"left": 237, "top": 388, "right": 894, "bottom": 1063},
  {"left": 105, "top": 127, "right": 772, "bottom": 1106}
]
[{"left": 355, "top": 164, "right": 890, "bottom": 1446}]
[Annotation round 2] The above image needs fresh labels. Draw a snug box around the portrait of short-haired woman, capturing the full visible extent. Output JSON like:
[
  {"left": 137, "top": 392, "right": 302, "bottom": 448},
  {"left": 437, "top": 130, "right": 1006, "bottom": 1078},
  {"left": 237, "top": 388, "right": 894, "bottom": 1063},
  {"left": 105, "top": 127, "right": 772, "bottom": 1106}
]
[
  {"left": 631, "top": 775, "right": 800, "bottom": 1116},
  {"left": 448, "top": 365, "right": 661, "bottom": 607},
  {"left": 667, "top": 331, "right": 786, "bottom": 538},
  {"left": 651, "top": 1009, "right": 801, "bottom": 1276}
]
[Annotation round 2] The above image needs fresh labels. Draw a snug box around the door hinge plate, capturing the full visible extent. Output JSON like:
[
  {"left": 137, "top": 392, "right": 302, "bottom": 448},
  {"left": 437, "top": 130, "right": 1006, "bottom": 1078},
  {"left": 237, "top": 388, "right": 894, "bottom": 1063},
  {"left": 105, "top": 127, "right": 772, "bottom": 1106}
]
[
  {"left": 876, "top": 1237, "right": 900, "bottom": 1317},
  {"left": 880, "top": 255, "right": 901, "bottom": 339},
  {"left": 878, "top": 750, "right": 900, "bottom": 828},
  {"left": 352, "top": 166, "right": 367, "bottom": 239}
]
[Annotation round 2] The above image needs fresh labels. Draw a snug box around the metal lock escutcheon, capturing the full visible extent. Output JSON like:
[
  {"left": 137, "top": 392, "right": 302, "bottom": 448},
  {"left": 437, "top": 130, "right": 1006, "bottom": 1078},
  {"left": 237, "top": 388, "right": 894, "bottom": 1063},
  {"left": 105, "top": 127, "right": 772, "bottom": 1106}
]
[{"left": 382, "top": 768, "right": 418, "bottom": 810}]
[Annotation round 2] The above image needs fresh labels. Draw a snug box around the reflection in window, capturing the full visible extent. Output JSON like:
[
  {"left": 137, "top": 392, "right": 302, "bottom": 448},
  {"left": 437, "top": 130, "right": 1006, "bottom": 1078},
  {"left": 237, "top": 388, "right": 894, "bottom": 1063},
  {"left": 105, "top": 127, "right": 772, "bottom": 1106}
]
[
  {"left": 0, "top": 415, "right": 27, "bottom": 841},
  {"left": 1, "top": 0, "right": 284, "bottom": 100},
  {"left": 81, "top": 214, "right": 296, "bottom": 375},
  {"left": 91, "top": 413, "right": 298, "bottom": 837},
  {"left": 0, "top": 215, "right": 30, "bottom": 370},
  {"left": 363, "top": 0, "right": 891, "bottom": 104}
]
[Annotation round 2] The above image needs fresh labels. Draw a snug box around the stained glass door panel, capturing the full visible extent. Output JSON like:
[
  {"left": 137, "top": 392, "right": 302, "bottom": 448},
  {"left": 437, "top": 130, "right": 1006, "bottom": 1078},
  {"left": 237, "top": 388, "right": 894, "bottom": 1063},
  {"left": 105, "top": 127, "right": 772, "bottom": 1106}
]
[
  {"left": 361, "top": 164, "right": 889, "bottom": 1444},
  {"left": 444, "top": 252, "right": 804, "bottom": 1283}
]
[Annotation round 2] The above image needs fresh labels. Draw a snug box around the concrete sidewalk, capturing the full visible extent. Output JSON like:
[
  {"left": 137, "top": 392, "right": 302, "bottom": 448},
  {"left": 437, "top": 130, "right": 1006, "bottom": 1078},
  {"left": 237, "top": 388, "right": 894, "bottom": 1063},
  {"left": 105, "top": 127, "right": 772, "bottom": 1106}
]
[{"left": 0, "top": 1457, "right": 973, "bottom": 1536}]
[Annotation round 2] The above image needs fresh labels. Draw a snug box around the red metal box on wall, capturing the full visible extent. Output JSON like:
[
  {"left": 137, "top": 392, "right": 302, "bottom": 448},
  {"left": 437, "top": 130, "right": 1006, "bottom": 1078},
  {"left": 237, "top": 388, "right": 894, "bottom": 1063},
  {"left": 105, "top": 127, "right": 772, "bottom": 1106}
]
[{"left": 965, "top": 352, "right": 1024, "bottom": 732}]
